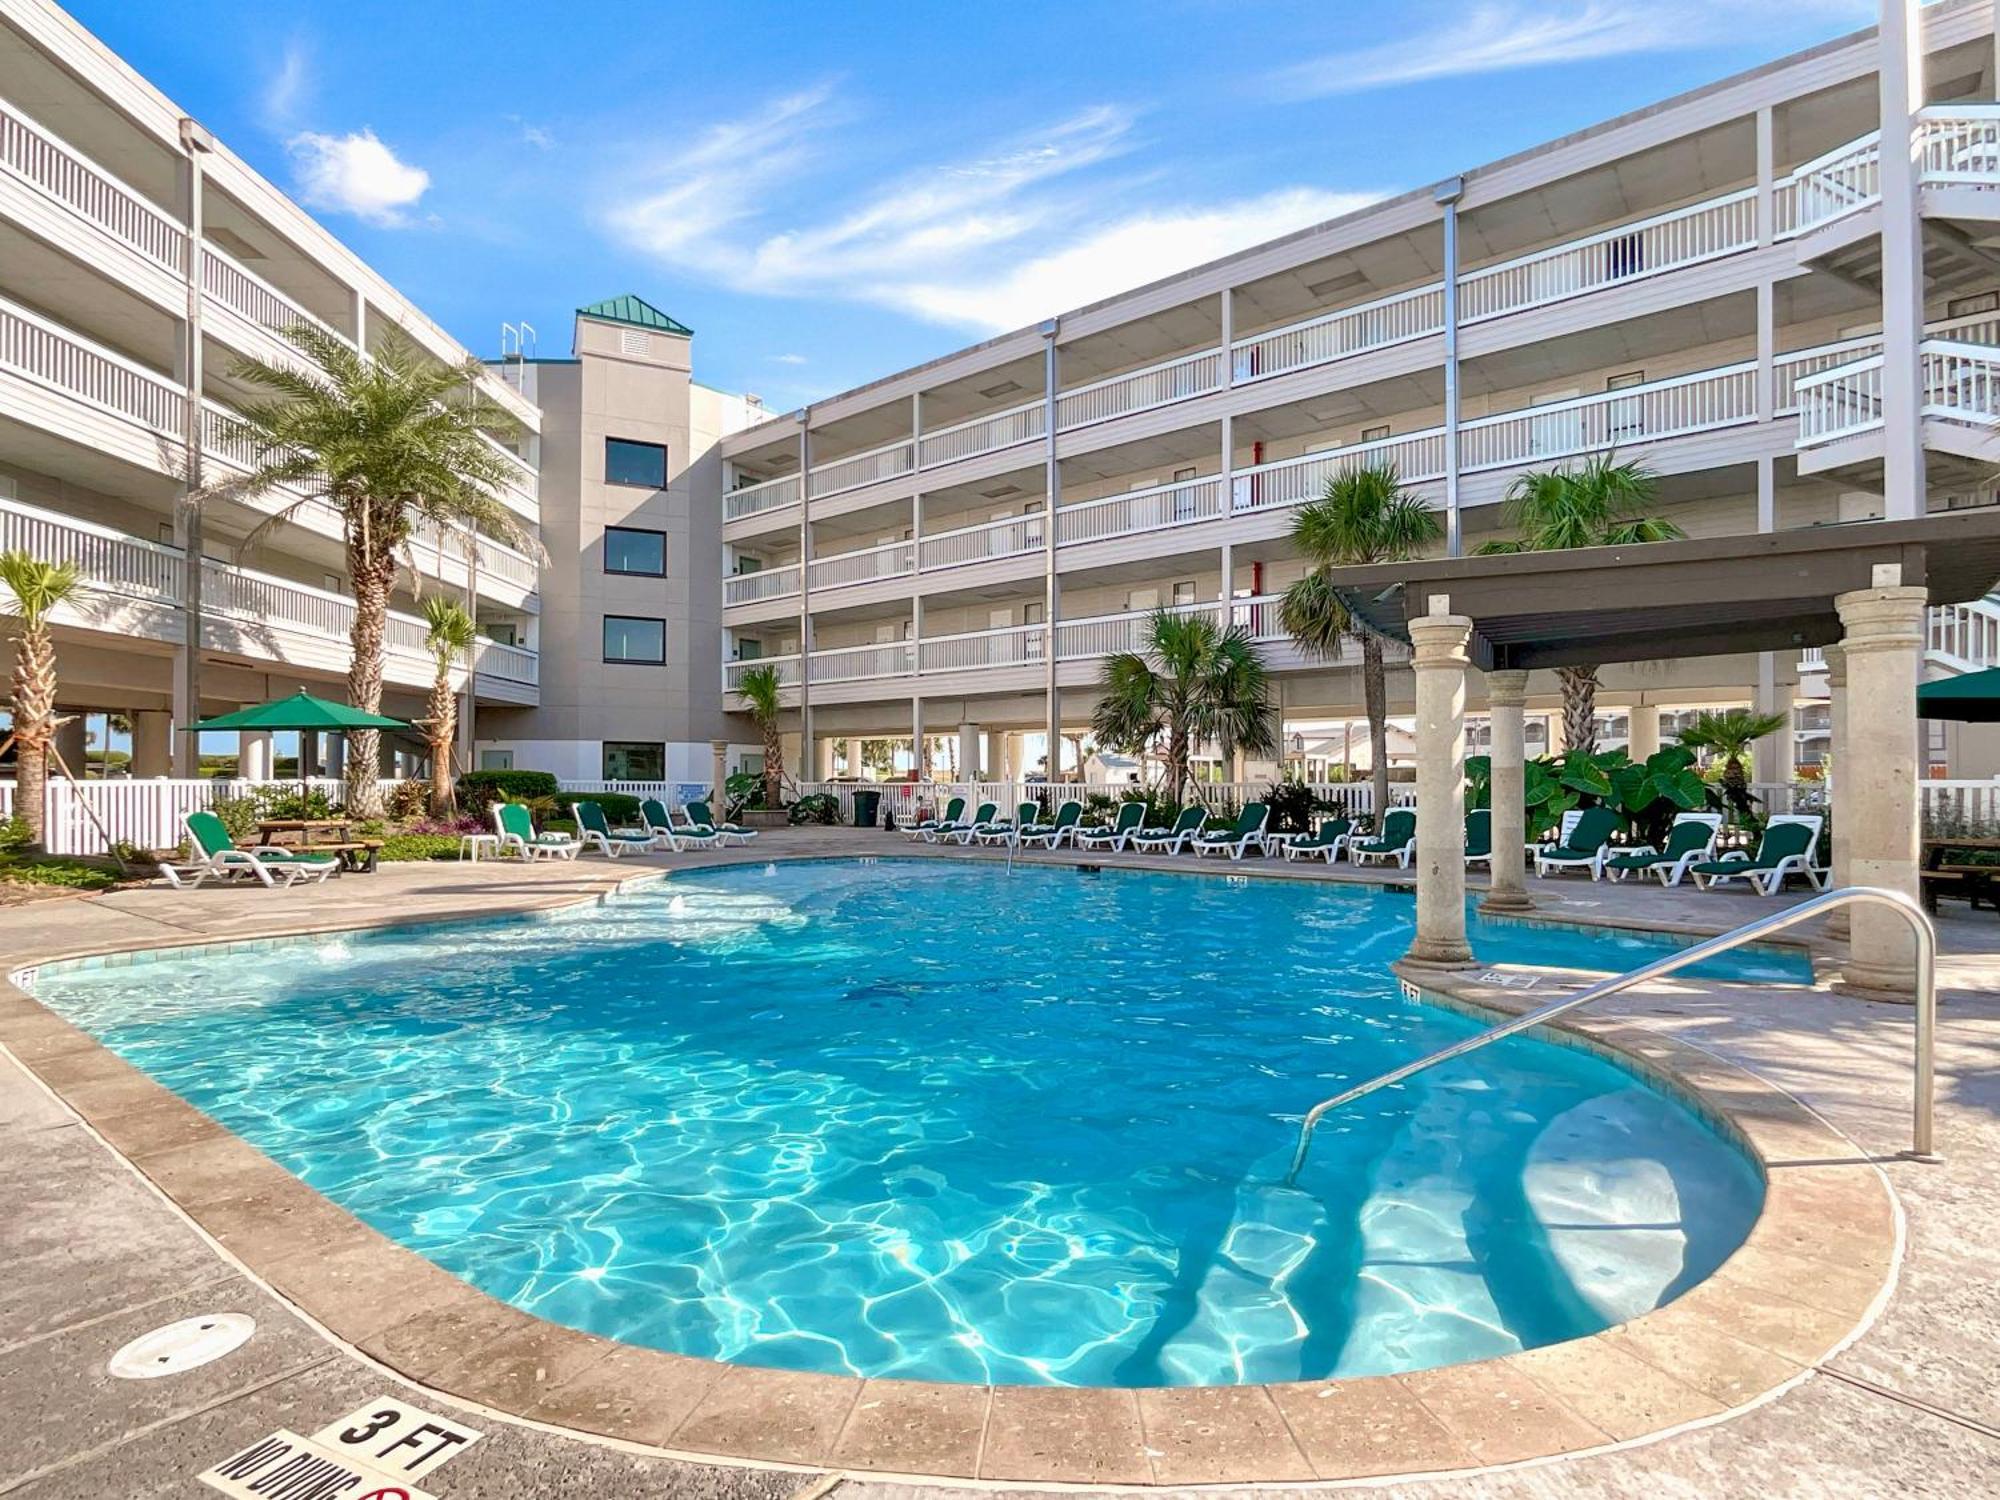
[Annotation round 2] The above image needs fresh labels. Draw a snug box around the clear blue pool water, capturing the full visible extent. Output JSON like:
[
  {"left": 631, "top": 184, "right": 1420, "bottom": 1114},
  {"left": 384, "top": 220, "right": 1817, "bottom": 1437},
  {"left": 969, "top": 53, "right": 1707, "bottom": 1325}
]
[{"left": 34, "top": 859, "right": 1778, "bottom": 1387}]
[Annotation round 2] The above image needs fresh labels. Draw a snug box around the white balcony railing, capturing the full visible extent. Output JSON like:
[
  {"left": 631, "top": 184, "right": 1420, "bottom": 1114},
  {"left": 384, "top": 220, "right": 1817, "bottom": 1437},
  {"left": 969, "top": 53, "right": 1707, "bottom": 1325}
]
[
  {"left": 1056, "top": 349, "right": 1225, "bottom": 430},
  {"left": 1459, "top": 189, "right": 1757, "bottom": 323},
  {"left": 1794, "top": 337, "right": 2000, "bottom": 448},
  {"left": 0, "top": 97, "right": 186, "bottom": 269},
  {"left": 919, "top": 511, "right": 1046, "bottom": 570},
  {"left": 1929, "top": 596, "right": 2000, "bottom": 671},
  {"left": 808, "top": 539, "right": 915, "bottom": 591},
  {"left": 725, "top": 473, "right": 802, "bottom": 520},
  {"left": 1058, "top": 476, "right": 1223, "bottom": 546},
  {"left": 1054, "top": 601, "right": 1216, "bottom": 661},
  {"left": 917, "top": 400, "right": 1045, "bottom": 468},
  {"left": 0, "top": 291, "right": 186, "bottom": 434},
  {"left": 1917, "top": 105, "right": 2000, "bottom": 191},
  {"left": 811, "top": 641, "right": 916, "bottom": 683},
  {"left": 918, "top": 623, "right": 1046, "bottom": 673},
  {"left": 724, "top": 655, "right": 801, "bottom": 692},
  {"left": 1232, "top": 283, "right": 1442, "bottom": 385},
  {"left": 203, "top": 242, "right": 341, "bottom": 342},
  {"left": 1460, "top": 363, "right": 1758, "bottom": 472},
  {"left": 723, "top": 565, "right": 802, "bottom": 607},
  {"left": 808, "top": 440, "right": 915, "bottom": 499},
  {"left": 1231, "top": 430, "right": 1448, "bottom": 515},
  {"left": 1780, "top": 108, "right": 2000, "bottom": 239},
  {"left": 1782, "top": 130, "right": 1880, "bottom": 236}
]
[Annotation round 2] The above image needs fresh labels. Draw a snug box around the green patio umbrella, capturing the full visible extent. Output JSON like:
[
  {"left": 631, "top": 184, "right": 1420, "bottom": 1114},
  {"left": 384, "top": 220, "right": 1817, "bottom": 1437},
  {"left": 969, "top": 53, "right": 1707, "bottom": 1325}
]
[
  {"left": 1917, "top": 668, "right": 2000, "bottom": 725},
  {"left": 193, "top": 690, "right": 408, "bottom": 785}
]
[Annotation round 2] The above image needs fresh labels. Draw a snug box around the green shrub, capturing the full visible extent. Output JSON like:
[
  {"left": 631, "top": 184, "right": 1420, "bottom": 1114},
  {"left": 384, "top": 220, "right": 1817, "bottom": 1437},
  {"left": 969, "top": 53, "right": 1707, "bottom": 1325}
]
[
  {"left": 207, "top": 795, "right": 260, "bottom": 841},
  {"left": 0, "top": 854, "right": 121, "bottom": 890},
  {"left": 788, "top": 792, "right": 839, "bottom": 825},
  {"left": 0, "top": 815, "right": 30, "bottom": 852},
  {"left": 1202, "top": 814, "right": 1235, "bottom": 833},
  {"left": 385, "top": 780, "right": 430, "bottom": 820},
  {"left": 248, "top": 784, "right": 339, "bottom": 821},
  {"left": 1264, "top": 778, "right": 1326, "bottom": 834},
  {"left": 457, "top": 770, "right": 560, "bottom": 816},
  {"left": 375, "top": 834, "right": 464, "bottom": 862},
  {"left": 553, "top": 791, "right": 642, "bottom": 824}
]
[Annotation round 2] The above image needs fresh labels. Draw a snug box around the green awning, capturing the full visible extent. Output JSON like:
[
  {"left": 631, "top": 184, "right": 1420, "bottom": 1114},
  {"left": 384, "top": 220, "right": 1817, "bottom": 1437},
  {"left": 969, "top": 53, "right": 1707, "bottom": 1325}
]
[
  {"left": 192, "top": 690, "right": 407, "bottom": 732},
  {"left": 1917, "top": 668, "right": 2000, "bottom": 724}
]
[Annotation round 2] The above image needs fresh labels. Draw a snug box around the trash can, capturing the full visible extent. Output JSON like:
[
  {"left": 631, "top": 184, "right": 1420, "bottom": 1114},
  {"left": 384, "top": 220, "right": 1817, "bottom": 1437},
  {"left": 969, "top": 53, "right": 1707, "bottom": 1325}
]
[{"left": 852, "top": 788, "right": 883, "bottom": 829}]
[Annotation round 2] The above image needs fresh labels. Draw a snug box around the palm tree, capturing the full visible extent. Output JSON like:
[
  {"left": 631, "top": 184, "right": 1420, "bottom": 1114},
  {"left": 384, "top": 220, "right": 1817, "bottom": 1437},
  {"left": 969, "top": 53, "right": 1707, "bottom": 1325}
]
[
  {"left": 1278, "top": 464, "right": 1441, "bottom": 822},
  {"left": 1679, "top": 707, "right": 1789, "bottom": 824},
  {"left": 0, "top": 552, "right": 84, "bottom": 850},
  {"left": 736, "top": 664, "right": 786, "bottom": 809},
  {"left": 1091, "top": 609, "right": 1278, "bottom": 806},
  {"left": 219, "top": 324, "right": 530, "bottom": 816},
  {"left": 1476, "top": 455, "right": 1683, "bottom": 752},
  {"left": 417, "top": 596, "right": 478, "bottom": 816}
]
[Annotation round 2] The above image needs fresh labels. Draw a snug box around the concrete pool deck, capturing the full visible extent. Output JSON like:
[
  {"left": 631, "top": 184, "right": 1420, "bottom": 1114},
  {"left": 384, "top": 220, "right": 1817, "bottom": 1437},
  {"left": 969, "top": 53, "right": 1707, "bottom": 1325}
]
[{"left": 2, "top": 829, "right": 1996, "bottom": 1496}]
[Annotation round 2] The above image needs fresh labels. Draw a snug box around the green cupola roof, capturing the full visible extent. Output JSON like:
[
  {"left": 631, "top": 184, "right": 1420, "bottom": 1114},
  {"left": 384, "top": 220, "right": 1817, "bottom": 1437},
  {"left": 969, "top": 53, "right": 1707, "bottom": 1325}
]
[{"left": 577, "top": 294, "right": 692, "bottom": 337}]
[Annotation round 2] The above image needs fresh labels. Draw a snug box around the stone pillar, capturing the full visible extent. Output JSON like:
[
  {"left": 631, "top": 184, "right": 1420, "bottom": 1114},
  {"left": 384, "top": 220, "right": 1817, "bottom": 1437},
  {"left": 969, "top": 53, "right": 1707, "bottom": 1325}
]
[
  {"left": 1405, "top": 613, "right": 1477, "bottom": 971},
  {"left": 958, "top": 722, "right": 981, "bottom": 783},
  {"left": 1481, "top": 670, "right": 1533, "bottom": 914},
  {"left": 240, "top": 730, "right": 273, "bottom": 781},
  {"left": 710, "top": 738, "right": 728, "bottom": 803},
  {"left": 131, "top": 711, "right": 172, "bottom": 777},
  {"left": 1626, "top": 702, "right": 1661, "bottom": 762},
  {"left": 844, "top": 737, "right": 863, "bottom": 779},
  {"left": 1834, "top": 585, "right": 1926, "bottom": 998},
  {"left": 52, "top": 713, "right": 87, "bottom": 778},
  {"left": 1824, "top": 645, "right": 1851, "bottom": 941},
  {"left": 816, "top": 736, "right": 835, "bottom": 780}
]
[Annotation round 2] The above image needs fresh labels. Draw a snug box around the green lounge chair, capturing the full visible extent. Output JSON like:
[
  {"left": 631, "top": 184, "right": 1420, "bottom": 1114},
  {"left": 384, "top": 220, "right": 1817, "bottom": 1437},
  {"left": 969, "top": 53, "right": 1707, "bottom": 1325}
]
[
  {"left": 575, "top": 800, "right": 656, "bottom": 857},
  {"left": 1534, "top": 805, "right": 1624, "bottom": 880},
  {"left": 684, "top": 799, "right": 757, "bottom": 846},
  {"left": 643, "top": 798, "right": 719, "bottom": 852},
  {"left": 976, "top": 801, "right": 1039, "bottom": 846},
  {"left": 944, "top": 801, "right": 1000, "bottom": 846},
  {"left": 1075, "top": 801, "right": 1147, "bottom": 852},
  {"left": 1350, "top": 806, "right": 1417, "bottom": 868},
  {"left": 1464, "top": 808, "right": 1493, "bottom": 870},
  {"left": 904, "top": 795, "right": 965, "bottom": 842},
  {"left": 1605, "top": 812, "right": 1722, "bottom": 887},
  {"left": 1280, "top": 815, "right": 1353, "bottom": 863},
  {"left": 1193, "top": 802, "right": 1269, "bottom": 860},
  {"left": 1018, "top": 800, "right": 1083, "bottom": 848},
  {"left": 1130, "top": 805, "right": 1205, "bottom": 855},
  {"left": 1690, "top": 815, "right": 1825, "bottom": 895},
  {"left": 492, "top": 802, "right": 581, "bottom": 860},
  {"left": 172, "top": 810, "right": 340, "bottom": 888}
]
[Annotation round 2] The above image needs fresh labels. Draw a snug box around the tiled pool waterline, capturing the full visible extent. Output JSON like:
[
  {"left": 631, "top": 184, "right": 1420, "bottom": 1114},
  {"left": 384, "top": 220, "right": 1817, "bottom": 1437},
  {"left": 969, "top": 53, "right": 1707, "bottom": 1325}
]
[{"left": 32, "top": 859, "right": 1791, "bottom": 1389}]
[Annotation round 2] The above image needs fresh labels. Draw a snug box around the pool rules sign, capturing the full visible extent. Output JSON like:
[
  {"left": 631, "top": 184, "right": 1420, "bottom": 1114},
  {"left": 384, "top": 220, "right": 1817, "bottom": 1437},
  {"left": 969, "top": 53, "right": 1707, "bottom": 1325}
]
[{"left": 198, "top": 1396, "right": 482, "bottom": 1498}]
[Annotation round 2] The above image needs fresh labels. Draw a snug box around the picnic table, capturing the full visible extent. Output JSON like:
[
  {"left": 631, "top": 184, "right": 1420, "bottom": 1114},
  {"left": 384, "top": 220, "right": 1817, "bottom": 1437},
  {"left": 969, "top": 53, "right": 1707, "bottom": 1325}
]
[
  {"left": 255, "top": 818, "right": 382, "bottom": 873},
  {"left": 1920, "top": 836, "right": 1999, "bottom": 915}
]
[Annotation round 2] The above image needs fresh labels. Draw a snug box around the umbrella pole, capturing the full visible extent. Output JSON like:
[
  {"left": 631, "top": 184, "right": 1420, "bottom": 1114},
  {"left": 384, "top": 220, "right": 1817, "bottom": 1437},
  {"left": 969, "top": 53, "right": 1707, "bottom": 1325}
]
[{"left": 43, "top": 739, "right": 131, "bottom": 875}]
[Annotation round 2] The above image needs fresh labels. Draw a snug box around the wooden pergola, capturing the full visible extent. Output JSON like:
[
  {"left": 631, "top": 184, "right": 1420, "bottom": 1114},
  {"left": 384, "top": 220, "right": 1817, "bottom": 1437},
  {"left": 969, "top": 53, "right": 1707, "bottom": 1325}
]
[{"left": 1320, "top": 512, "right": 2000, "bottom": 997}]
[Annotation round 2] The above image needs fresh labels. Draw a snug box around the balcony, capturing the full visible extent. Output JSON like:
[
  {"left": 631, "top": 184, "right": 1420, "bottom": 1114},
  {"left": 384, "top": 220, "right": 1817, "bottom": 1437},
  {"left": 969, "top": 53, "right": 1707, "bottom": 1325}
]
[
  {"left": 808, "top": 539, "right": 915, "bottom": 592},
  {"left": 0, "top": 96, "right": 538, "bottom": 464},
  {"left": 1780, "top": 107, "right": 2000, "bottom": 240},
  {"left": 1793, "top": 335, "right": 2000, "bottom": 476},
  {"left": 0, "top": 496, "right": 537, "bottom": 702},
  {"left": 0, "top": 292, "right": 536, "bottom": 604},
  {"left": 724, "top": 655, "right": 800, "bottom": 692},
  {"left": 722, "top": 564, "right": 802, "bottom": 608}
]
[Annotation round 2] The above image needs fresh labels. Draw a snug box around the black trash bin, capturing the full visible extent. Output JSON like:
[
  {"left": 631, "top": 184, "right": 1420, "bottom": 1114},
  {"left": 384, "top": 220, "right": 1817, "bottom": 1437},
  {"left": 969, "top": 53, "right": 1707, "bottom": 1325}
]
[{"left": 852, "top": 788, "right": 883, "bottom": 829}]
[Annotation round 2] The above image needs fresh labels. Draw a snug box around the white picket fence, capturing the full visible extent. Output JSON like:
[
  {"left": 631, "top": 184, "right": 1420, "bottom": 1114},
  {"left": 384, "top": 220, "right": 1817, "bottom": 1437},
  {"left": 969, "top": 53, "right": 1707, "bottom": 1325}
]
[{"left": 790, "top": 779, "right": 1414, "bottom": 827}]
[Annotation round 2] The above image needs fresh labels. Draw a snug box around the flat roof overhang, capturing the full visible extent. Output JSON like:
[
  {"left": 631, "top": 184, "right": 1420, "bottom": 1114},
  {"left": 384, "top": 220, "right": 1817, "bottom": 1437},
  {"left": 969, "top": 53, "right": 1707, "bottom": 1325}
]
[{"left": 1324, "top": 513, "right": 2000, "bottom": 672}]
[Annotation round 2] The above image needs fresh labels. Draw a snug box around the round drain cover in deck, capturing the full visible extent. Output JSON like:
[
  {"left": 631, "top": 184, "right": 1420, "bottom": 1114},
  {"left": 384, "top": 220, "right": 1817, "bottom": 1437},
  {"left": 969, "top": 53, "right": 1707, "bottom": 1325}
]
[{"left": 108, "top": 1313, "right": 255, "bottom": 1379}]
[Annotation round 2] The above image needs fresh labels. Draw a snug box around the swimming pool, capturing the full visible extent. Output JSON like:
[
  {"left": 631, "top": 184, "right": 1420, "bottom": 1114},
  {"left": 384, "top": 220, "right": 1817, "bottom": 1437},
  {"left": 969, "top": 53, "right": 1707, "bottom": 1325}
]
[{"left": 34, "top": 859, "right": 1777, "bottom": 1388}]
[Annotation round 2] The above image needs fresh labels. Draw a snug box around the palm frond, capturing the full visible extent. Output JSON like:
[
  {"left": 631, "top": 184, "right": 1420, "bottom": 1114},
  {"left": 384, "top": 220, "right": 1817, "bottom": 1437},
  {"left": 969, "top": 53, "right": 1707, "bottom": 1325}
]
[
  {"left": 1278, "top": 570, "right": 1351, "bottom": 660},
  {"left": 736, "top": 664, "right": 784, "bottom": 725},
  {"left": 0, "top": 552, "right": 84, "bottom": 625}
]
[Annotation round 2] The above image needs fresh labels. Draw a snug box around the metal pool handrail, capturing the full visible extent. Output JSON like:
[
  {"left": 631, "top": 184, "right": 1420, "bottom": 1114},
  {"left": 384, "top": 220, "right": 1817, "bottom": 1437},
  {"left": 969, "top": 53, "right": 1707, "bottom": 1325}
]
[{"left": 1286, "top": 887, "right": 1938, "bottom": 1183}]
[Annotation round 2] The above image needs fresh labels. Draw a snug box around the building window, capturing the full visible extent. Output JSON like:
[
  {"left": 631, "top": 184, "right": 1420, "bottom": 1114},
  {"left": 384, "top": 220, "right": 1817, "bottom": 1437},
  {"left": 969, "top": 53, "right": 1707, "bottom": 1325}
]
[
  {"left": 736, "top": 638, "right": 764, "bottom": 661},
  {"left": 1606, "top": 230, "right": 1645, "bottom": 279},
  {"left": 604, "top": 526, "right": 666, "bottom": 576},
  {"left": 605, "top": 437, "right": 668, "bottom": 488},
  {"left": 603, "top": 615, "right": 665, "bottom": 664},
  {"left": 1172, "top": 580, "right": 1198, "bottom": 606},
  {"left": 1360, "top": 424, "right": 1390, "bottom": 442},
  {"left": 603, "top": 741, "right": 665, "bottom": 779},
  {"left": 1947, "top": 290, "right": 2000, "bottom": 320},
  {"left": 479, "top": 749, "right": 513, "bottom": 771}
]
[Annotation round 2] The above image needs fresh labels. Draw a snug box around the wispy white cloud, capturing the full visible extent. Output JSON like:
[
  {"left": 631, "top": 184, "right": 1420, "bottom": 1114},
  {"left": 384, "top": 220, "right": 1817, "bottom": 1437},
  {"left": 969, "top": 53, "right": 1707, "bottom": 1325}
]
[
  {"left": 260, "top": 38, "right": 310, "bottom": 128},
  {"left": 771, "top": 353, "right": 808, "bottom": 365},
  {"left": 288, "top": 128, "right": 431, "bottom": 226},
  {"left": 604, "top": 90, "right": 1375, "bottom": 332},
  {"left": 1272, "top": 1, "right": 1870, "bottom": 98}
]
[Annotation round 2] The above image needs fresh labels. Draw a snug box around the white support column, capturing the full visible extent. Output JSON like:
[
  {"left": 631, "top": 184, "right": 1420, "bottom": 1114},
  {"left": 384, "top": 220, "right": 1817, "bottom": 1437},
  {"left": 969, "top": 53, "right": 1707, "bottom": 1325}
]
[
  {"left": 1626, "top": 701, "right": 1662, "bottom": 762},
  {"left": 1752, "top": 657, "right": 1794, "bottom": 788},
  {"left": 1824, "top": 644, "right": 1852, "bottom": 941},
  {"left": 1220, "top": 288, "right": 1234, "bottom": 387},
  {"left": 1219, "top": 540, "right": 1234, "bottom": 624},
  {"left": 1220, "top": 410, "right": 1235, "bottom": 518},
  {"left": 131, "top": 711, "right": 172, "bottom": 778},
  {"left": 911, "top": 696, "right": 925, "bottom": 781},
  {"left": 240, "top": 730, "right": 272, "bottom": 781},
  {"left": 1877, "top": 0, "right": 1928, "bottom": 522},
  {"left": 1481, "top": 669, "right": 1533, "bottom": 914},
  {"left": 711, "top": 739, "right": 728, "bottom": 804},
  {"left": 1404, "top": 610, "right": 1477, "bottom": 971},
  {"left": 1040, "top": 321, "right": 1062, "bottom": 766},
  {"left": 1755, "top": 105, "right": 1776, "bottom": 248},
  {"left": 817, "top": 736, "right": 835, "bottom": 780},
  {"left": 844, "top": 737, "right": 863, "bottom": 779},
  {"left": 172, "top": 119, "right": 212, "bottom": 777},
  {"left": 796, "top": 407, "right": 815, "bottom": 751},
  {"left": 1435, "top": 176, "right": 1465, "bottom": 557},
  {"left": 1834, "top": 583, "right": 1926, "bottom": 998},
  {"left": 958, "top": 722, "right": 981, "bottom": 783}
]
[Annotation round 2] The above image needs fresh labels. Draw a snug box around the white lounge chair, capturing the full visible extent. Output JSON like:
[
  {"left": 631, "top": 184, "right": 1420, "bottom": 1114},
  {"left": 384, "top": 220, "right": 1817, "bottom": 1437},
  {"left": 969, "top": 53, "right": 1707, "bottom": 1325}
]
[
  {"left": 1130, "top": 806, "right": 1206, "bottom": 855},
  {"left": 945, "top": 801, "right": 1001, "bottom": 846},
  {"left": 1604, "top": 811, "right": 1722, "bottom": 887},
  {"left": 1075, "top": 801, "right": 1147, "bottom": 853},
  {"left": 1017, "top": 801, "right": 1083, "bottom": 849},
  {"left": 977, "top": 801, "right": 1038, "bottom": 846},
  {"left": 643, "top": 798, "right": 719, "bottom": 852},
  {"left": 168, "top": 810, "right": 339, "bottom": 888},
  {"left": 903, "top": 795, "right": 965, "bottom": 842},
  {"left": 1349, "top": 807, "right": 1417, "bottom": 868},
  {"left": 1278, "top": 815, "right": 1353, "bottom": 863},
  {"left": 1193, "top": 802, "right": 1270, "bottom": 860},
  {"left": 493, "top": 803, "right": 581, "bottom": 860},
  {"left": 1689, "top": 814, "right": 1825, "bottom": 895},
  {"left": 575, "top": 800, "right": 656, "bottom": 857}
]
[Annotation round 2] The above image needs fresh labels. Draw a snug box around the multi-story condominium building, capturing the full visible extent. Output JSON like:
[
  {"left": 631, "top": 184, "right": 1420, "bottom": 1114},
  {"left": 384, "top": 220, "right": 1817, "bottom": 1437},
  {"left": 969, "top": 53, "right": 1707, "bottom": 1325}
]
[
  {"left": 0, "top": 0, "right": 543, "bottom": 781},
  {"left": 713, "top": 0, "right": 2000, "bottom": 790},
  {"left": 477, "top": 297, "right": 761, "bottom": 784}
]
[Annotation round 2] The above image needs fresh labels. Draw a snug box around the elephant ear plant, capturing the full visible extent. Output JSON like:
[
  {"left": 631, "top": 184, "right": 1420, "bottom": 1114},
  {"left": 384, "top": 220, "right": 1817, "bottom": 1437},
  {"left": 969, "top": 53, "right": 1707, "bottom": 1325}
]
[
  {"left": 1468, "top": 744, "right": 1711, "bottom": 845},
  {"left": 1607, "top": 745, "right": 1711, "bottom": 848}
]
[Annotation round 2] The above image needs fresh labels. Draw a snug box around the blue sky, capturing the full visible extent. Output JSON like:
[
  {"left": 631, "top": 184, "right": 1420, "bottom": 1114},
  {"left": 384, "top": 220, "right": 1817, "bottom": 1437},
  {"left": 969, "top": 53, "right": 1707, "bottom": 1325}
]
[{"left": 72, "top": 1, "right": 1872, "bottom": 407}]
